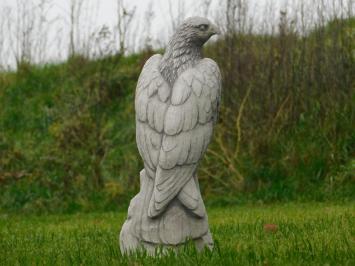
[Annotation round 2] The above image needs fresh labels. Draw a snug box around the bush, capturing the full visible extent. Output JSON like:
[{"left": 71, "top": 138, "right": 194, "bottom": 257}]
[{"left": 0, "top": 18, "right": 354, "bottom": 213}]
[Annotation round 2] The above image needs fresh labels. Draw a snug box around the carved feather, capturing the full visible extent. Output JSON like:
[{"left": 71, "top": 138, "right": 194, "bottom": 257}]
[{"left": 135, "top": 51, "right": 221, "bottom": 218}]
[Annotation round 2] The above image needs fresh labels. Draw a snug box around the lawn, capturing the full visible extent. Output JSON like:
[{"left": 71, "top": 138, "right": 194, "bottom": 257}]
[{"left": 0, "top": 203, "right": 354, "bottom": 265}]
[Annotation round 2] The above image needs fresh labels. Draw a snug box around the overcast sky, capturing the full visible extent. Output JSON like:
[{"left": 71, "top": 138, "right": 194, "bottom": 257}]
[{"left": 0, "top": 0, "right": 353, "bottom": 69}]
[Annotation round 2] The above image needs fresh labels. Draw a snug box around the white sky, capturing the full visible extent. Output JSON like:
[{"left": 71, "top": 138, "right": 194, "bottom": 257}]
[{"left": 0, "top": 0, "right": 353, "bottom": 69}]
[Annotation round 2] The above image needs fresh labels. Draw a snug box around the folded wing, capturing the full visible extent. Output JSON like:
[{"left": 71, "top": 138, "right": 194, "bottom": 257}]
[
  {"left": 148, "top": 58, "right": 222, "bottom": 218},
  {"left": 135, "top": 54, "right": 171, "bottom": 178}
]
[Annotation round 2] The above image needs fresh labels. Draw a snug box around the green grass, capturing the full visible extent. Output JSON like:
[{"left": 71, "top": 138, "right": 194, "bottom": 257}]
[
  {"left": 0, "top": 203, "right": 354, "bottom": 265},
  {"left": 1, "top": 19, "right": 354, "bottom": 212}
]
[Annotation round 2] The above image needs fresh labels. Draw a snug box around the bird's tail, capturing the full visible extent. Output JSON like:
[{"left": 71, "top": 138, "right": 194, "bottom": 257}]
[{"left": 177, "top": 176, "right": 206, "bottom": 218}]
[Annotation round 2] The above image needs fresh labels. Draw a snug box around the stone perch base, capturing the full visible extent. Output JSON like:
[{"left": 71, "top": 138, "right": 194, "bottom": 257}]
[{"left": 119, "top": 169, "right": 213, "bottom": 255}]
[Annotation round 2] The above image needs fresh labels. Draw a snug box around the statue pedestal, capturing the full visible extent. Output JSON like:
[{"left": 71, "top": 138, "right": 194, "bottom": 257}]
[{"left": 119, "top": 169, "right": 213, "bottom": 255}]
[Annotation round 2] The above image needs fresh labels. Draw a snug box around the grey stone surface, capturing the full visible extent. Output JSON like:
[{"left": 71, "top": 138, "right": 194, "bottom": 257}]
[{"left": 119, "top": 17, "right": 222, "bottom": 255}]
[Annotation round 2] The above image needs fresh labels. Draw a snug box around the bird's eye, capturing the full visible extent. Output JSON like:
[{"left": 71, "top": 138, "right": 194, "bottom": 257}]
[{"left": 198, "top": 24, "right": 208, "bottom": 31}]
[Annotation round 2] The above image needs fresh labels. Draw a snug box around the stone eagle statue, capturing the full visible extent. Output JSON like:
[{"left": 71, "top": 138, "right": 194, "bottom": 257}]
[{"left": 119, "top": 17, "right": 222, "bottom": 254}]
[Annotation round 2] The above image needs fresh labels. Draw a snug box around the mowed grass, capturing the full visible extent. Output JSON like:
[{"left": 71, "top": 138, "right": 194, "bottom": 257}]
[{"left": 0, "top": 203, "right": 354, "bottom": 265}]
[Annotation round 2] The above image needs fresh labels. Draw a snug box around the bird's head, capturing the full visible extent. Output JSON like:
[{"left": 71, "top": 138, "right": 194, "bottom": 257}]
[{"left": 174, "top": 17, "right": 220, "bottom": 47}]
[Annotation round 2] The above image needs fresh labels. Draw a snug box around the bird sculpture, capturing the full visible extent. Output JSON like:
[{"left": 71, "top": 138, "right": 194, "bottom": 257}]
[{"left": 119, "top": 17, "right": 222, "bottom": 254}]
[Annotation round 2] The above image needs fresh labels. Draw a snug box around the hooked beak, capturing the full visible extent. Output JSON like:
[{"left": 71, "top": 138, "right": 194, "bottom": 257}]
[{"left": 210, "top": 24, "right": 221, "bottom": 35}]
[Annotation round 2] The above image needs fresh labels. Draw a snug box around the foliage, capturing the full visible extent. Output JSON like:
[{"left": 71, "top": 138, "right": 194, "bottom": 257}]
[
  {"left": 0, "top": 54, "right": 144, "bottom": 213},
  {"left": 0, "top": 203, "right": 354, "bottom": 265},
  {"left": 0, "top": 18, "right": 354, "bottom": 213},
  {"left": 201, "top": 17, "right": 355, "bottom": 201}
]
